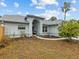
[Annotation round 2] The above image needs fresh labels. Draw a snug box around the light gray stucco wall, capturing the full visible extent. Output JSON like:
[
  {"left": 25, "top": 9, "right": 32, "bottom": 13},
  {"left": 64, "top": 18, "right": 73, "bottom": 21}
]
[
  {"left": 47, "top": 25, "right": 59, "bottom": 36},
  {"left": 36, "top": 19, "right": 43, "bottom": 36},
  {"left": 4, "top": 23, "right": 29, "bottom": 38}
]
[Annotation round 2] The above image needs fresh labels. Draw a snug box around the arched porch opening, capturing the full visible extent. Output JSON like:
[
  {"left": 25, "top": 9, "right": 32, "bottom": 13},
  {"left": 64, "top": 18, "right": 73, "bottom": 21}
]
[{"left": 32, "top": 19, "right": 39, "bottom": 35}]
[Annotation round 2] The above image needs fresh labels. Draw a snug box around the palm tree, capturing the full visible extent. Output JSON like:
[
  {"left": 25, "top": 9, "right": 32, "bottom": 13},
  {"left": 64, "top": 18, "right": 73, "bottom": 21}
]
[{"left": 61, "top": 1, "right": 71, "bottom": 20}]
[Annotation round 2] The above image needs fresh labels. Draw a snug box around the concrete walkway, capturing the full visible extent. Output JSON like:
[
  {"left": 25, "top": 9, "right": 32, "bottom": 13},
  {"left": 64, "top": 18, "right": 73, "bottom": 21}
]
[
  {"left": 34, "top": 35, "right": 79, "bottom": 40},
  {"left": 34, "top": 35, "right": 66, "bottom": 40}
]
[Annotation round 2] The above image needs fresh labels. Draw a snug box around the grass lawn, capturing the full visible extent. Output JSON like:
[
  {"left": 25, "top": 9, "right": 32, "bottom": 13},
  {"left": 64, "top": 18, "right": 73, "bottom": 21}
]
[{"left": 0, "top": 37, "right": 79, "bottom": 59}]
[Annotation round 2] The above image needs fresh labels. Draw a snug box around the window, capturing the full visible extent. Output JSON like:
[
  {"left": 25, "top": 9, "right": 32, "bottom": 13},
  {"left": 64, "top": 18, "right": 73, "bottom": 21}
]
[
  {"left": 18, "top": 25, "right": 26, "bottom": 30},
  {"left": 18, "top": 27, "right": 25, "bottom": 29},
  {"left": 43, "top": 25, "right": 47, "bottom": 32}
]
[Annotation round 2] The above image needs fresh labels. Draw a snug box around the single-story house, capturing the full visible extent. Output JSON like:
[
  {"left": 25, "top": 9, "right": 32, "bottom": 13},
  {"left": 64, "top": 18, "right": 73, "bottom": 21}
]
[{"left": 0, "top": 15, "right": 61, "bottom": 38}]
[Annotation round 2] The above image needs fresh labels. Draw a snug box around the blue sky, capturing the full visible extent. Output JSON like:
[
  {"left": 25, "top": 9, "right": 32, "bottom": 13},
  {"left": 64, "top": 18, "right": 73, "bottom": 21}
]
[{"left": 0, "top": 0, "right": 79, "bottom": 20}]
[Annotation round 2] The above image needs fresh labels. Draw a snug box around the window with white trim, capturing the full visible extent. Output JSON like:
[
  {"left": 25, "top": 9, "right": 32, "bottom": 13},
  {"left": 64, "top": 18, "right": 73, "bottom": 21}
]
[{"left": 43, "top": 25, "right": 47, "bottom": 32}]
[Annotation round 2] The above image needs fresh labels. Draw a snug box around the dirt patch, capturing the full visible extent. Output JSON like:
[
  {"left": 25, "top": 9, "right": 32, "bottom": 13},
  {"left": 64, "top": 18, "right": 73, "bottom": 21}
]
[{"left": 0, "top": 37, "right": 79, "bottom": 59}]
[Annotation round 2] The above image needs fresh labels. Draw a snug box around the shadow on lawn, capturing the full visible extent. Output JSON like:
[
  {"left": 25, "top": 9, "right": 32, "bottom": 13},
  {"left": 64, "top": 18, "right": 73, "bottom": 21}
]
[{"left": 0, "top": 40, "right": 9, "bottom": 49}]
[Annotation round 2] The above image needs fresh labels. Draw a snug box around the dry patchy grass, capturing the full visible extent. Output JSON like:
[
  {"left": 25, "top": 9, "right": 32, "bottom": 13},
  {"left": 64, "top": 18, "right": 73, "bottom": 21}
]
[{"left": 0, "top": 37, "right": 79, "bottom": 59}]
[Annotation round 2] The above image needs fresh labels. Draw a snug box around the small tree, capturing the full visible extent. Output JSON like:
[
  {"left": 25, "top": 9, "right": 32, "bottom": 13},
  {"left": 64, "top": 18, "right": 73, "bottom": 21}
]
[{"left": 59, "top": 20, "right": 79, "bottom": 40}]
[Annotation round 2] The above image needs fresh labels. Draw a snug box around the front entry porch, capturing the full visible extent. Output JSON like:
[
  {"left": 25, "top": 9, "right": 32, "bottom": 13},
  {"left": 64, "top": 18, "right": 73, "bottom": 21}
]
[
  {"left": 32, "top": 19, "right": 40, "bottom": 35},
  {"left": 26, "top": 15, "right": 44, "bottom": 37}
]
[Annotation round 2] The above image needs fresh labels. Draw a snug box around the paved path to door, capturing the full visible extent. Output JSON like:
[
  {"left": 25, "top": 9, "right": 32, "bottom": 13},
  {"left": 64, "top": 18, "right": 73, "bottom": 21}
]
[
  {"left": 34, "top": 35, "right": 79, "bottom": 40},
  {"left": 34, "top": 35, "right": 66, "bottom": 40}
]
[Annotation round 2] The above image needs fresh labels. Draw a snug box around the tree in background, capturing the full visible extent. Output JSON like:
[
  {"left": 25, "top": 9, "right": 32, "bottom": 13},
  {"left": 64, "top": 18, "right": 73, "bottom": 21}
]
[
  {"left": 61, "top": 1, "right": 71, "bottom": 20},
  {"left": 0, "top": 16, "right": 1, "bottom": 18},
  {"left": 49, "top": 16, "right": 57, "bottom": 21},
  {"left": 59, "top": 20, "right": 79, "bottom": 40},
  {"left": 77, "top": 20, "right": 79, "bottom": 23}
]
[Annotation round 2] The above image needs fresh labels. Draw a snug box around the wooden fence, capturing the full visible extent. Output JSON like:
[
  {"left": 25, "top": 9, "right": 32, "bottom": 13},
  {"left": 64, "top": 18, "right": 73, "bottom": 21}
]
[{"left": 0, "top": 24, "right": 4, "bottom": 42}]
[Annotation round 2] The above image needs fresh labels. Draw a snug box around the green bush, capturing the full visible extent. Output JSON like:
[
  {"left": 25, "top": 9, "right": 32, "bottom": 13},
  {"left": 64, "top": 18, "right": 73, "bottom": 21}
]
[{"left": 59, "top": 20, "right": 79, "bottom": 40}]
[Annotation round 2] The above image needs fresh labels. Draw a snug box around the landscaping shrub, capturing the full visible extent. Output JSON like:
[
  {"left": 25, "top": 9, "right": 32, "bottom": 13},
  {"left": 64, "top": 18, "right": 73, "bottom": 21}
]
[{"left": 59, "top": 20, "right": 79, "bottom": 40}]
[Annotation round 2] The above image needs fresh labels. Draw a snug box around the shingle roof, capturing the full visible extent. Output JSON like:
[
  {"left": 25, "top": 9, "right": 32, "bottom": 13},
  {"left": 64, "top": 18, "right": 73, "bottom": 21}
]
[
  {"left": 0, "top": 15, "right": 29, "bottom": 24},
  {"left": 43, "top": 20, "right": 62, "bottom": 25},
  {"left": 26, "top": 15, "right": 45, "bottom": 19},
  {"left": 0, "top": 15, "right": 62, "bottom": 25}
]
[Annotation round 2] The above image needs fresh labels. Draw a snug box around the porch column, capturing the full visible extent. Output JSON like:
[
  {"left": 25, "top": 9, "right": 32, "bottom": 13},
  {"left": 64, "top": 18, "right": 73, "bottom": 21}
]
[
  {"left": 28, "top": 22, "right": 32, "bottom": 37},
  {"left": 39, "top": 22, "right": 43, "bottom": 35},
  {"left": 27, "top": 17, "right": 34, "bottom": 37}
]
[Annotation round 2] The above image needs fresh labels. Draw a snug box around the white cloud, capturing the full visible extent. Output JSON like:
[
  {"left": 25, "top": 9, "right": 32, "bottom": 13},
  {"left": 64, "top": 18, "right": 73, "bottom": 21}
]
[
  {"left": 25, "top": 12, "right": 29, "bottom": 15},
  {"left": 39, "top": 10, "right": 60, "bottom": 20},
  {"left": 31, "top": 0, "right": 58, "bottom": 9},
  {"left": 6, "top": 9, "right": 13, "bottom": 13},
  {"left": 31, "top": 0, "right": 37, "bottom": 5},
  {"left": 72, "top": 0, "right": 77, "bottom": 4},
  {"left": 0, "top": 2, "right": 7, "bottom": 7},
  {"left": 71, "top": 7, "right": 77, "bottom": 12},
  {"left": 17, "top": 11, "right": 29, "bottom": 15},
  {"left": 36, "top": 5, "right": 45, "bottom": 9},
  {"left": 35, "top": 9, "right": 71, "bottom": 20},
  {"left": 14, "top": 2, "right": 19, "bottom": 8},
  {"left": 17, "top": 11, "right": 21, "bottom": 15},
  {"left": 41, "top": 0, "right": 58, "bottom": 6},
  {"left": 0, "top": 0, "right": 5, "bottom": 1},
  {"left": 39, "top": 10, "right": 71, "bottom": 20}
]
